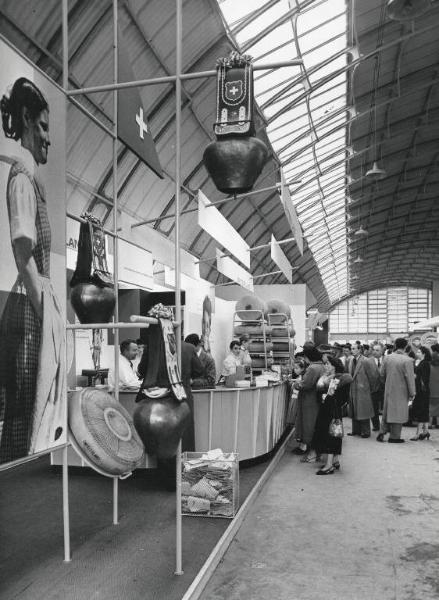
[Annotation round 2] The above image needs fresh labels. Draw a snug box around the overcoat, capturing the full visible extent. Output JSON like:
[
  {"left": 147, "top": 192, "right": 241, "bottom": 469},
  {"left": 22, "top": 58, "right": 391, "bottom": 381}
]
[
  {"left": 348, "top": 354, "right": 376, "bottom": 420},
  {"left": 295, "top": 360, "right": 324, "bottom": 444},
  {"left": 381, "top": 350, "right": 416, "bottom": 423}
]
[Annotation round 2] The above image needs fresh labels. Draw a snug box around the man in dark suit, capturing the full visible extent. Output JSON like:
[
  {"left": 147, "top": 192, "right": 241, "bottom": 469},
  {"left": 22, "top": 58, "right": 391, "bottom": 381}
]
[
  {"left": 370, "top": 342, "right": 385, "bottom": 430},
  {"left": 184, "top": 333, "right": 216, "bottom": 388}
]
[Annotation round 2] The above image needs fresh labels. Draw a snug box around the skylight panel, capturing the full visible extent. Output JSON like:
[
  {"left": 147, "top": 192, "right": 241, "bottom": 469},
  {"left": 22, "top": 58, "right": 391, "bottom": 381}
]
[{"left": 219, "top": 0, "right": 349, "bottom": 303}]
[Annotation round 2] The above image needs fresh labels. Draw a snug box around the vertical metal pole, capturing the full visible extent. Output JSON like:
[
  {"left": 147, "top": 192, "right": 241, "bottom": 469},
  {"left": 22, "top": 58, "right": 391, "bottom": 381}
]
[
  {"left": 62, "top": 0, "right": 71, "bottom": 563},
  {"left": 113, "top": 477, "right": 119, "bottom": 525},
  {"left": 175, "top": 0, "right": 183, "bottom": 576},
  {"left": 112, "top": 0, "right": 120, "bottom": 526},
  {"left": 62, "top": 446, "right": 71, "bottom": 561}
]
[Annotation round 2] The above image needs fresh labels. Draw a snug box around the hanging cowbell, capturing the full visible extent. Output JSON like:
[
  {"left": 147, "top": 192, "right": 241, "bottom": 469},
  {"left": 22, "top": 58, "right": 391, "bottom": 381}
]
[
  {"left": 70, "top": 213, "right": 116, "bottom": 324},
  {"left": 203, "top": 52, "right": 269, "bottom": 194}
]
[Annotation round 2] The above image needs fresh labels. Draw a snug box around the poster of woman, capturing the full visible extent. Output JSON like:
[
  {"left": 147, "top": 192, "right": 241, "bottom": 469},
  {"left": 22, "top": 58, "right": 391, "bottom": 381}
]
[{"left": 0, "top": 39, "right": 66, "bottom": 466}]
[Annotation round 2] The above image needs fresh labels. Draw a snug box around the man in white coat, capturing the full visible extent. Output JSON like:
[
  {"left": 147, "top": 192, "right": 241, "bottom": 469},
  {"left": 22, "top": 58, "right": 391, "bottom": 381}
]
[{"left": 377, "top": 337, "right": 416, "bottom": 443}]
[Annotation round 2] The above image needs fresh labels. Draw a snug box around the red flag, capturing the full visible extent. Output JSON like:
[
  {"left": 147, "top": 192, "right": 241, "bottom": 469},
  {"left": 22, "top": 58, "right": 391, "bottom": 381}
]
[{"left": 117, "top": 34, "right": 163, "bottom": 179}]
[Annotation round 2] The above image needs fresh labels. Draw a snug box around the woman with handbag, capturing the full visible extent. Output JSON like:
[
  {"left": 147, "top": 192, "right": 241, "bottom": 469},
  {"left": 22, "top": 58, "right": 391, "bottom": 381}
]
[{"left": 310, "top": 356, "right": 352, "bottom": 475}]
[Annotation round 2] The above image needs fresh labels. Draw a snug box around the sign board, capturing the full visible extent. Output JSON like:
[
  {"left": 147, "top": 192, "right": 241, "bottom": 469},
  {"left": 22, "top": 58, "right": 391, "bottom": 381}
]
[
  {"left": 0, "top": 38, "right": 67, "bottom": 466},
  {"left": 279, "top": 170, "right": 303, "bottom": 255},
  {"left": 270, "top": 235, "right": 293, "bottom": 283},
  {"left": 198, "top": 190, "right": 250, "bottom": 268},
  {"left": 118, "top": 239, "right": 153, "bottom": 289},
  {"left": 216, "top": 249, "right": 253, "bottom": 292}
]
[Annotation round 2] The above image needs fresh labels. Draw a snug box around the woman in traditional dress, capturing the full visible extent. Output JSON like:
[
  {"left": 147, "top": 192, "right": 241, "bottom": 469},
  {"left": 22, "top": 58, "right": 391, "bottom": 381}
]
[{"left": 0, "top": 77, "right": 65, "bottom": 463}]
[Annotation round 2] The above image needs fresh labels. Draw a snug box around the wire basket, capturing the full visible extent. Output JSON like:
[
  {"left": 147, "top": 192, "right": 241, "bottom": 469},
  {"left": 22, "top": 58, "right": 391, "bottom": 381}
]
[{"left": 181, "top": 451, "right": 239, "bottom": 518}]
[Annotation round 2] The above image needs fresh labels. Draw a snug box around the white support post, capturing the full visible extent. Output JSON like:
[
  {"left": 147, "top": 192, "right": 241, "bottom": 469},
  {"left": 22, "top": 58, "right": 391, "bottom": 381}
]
[
  {"left": 175, "top": 0, "right": 184, "bottom": 577},
  {"left": 113, "top": 477, "right": 119, "bottom": 525},
  {"left": 62, "top": 0, "right": 71, "bottom": 564},
  {"left": 62, "top": 445, "right": 71, "bottom": 562},
  {"left": 112, "top": 0, "right": 120, "bottom": 527}
]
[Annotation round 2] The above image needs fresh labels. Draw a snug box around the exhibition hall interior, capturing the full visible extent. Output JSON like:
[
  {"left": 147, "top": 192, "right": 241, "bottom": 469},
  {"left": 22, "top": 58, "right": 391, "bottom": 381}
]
[{"left": 0, "top": 1, "right": 439, "bottom": 599}]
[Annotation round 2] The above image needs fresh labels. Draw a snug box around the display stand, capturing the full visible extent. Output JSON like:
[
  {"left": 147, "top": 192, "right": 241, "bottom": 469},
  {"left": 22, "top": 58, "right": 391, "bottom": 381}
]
[
  {"left": 233, "top": 309, "right": 272, "bottom": 372},
  {"left": 268, "top": 312, "right": 294, "bottom": 373},
  {"left": 57, "top": 0, "right": 302, "bottom": 575}
]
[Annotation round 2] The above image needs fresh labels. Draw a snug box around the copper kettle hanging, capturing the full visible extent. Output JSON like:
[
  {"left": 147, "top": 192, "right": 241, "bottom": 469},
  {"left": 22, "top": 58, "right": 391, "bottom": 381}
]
[
  {"left": 203, "top": 51, "right": 269, "bottom": 195},
  {"left": 70, "top": 213, "right": 116, "bottom": 324}
]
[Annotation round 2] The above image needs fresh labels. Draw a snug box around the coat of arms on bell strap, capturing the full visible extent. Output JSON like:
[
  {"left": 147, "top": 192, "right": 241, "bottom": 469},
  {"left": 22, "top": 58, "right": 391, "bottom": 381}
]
[{"left": 214, "top": 51, "right": 255, "bottom": 137}]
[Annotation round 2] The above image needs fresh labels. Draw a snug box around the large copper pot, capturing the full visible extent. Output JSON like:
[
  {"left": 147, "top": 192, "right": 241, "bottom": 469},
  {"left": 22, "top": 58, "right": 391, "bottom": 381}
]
[
  {"left": 203, "top": 136, "right": 268, "bottom": 194},
  {"left": 70, "top": 282, "right": 116, "bottom": 324},
  {"left": 133, "top": 394, "right": 191, "bottom": 459}
]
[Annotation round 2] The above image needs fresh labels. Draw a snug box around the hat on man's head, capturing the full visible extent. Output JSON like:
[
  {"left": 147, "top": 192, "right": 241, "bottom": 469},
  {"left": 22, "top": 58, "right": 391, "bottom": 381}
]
[{"left": 316, "top": 343, "right": 334, "bottom": 354}]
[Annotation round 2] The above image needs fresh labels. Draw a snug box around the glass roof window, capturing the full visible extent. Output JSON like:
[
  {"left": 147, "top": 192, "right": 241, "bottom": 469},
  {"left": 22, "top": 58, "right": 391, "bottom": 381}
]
[{"left": 219, "top": 0, "right": 349, "bottom": 303}]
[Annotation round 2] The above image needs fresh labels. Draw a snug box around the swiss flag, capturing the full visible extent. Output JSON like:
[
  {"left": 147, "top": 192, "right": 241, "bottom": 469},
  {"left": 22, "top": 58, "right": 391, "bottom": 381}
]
[{"left": 117, "top": 33, "right": 163, "bottom": 179}]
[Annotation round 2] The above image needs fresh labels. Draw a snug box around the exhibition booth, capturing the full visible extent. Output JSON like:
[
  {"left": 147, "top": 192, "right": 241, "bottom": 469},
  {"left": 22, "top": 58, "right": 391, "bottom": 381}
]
[{"left": 0, "top": 0, "right": 310, "bottom": 585}]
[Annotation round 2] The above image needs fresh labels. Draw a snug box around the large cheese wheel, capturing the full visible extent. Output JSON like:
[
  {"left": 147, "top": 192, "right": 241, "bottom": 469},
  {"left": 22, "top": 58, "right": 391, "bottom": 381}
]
[
  {"left": 272, "top": 341, "right": 290, "bottom": 352},
  {"left": 266, "top": 299, "right": 291, "bottom": 323},
  {"left": 69, "top": 388, "right": 145, "bottom": 477},
  {"left": 271, "top": 325, "right": 295, "bottom": 337},
  {"left": 235, "top": 294, "right": 266, "bottom": 321},
  {"left": 248, "top": 341, "right": 273, "bottom": 353},
  {"left": 234, "top": 324, "right": 273, "bottom": 336}
]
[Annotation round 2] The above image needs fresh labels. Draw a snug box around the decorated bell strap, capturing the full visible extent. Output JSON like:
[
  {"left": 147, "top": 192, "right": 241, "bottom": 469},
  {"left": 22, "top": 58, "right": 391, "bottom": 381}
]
[
  {"left": 140, "top": 304, "right": 187, "bottom": 402},
  {"left": 70, "top": 213, "right": 113, "bottom": 289},
  {"left": 68, "top": 388, "right": 145, "bottom": 477},
  {"left": 214, "top": 52, "right": 254, "bottom": 138},
  {"left": 159, "top": 317, "right": 186, "bottom": 402}
]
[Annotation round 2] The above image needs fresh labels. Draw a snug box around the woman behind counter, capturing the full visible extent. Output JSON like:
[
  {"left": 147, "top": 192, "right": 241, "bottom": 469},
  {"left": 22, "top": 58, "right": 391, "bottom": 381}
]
[
  {"left": 0, "top": 77, "right": 65, "bottom": 462},
  {"left": 221, "top": 340, "right": 243, "bottom": 377}
]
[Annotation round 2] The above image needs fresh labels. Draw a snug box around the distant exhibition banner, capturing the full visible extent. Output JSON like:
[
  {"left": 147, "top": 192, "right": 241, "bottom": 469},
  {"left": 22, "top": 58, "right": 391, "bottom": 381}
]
[{"left": 0, "top": 38, "right": 67, "bottom": 467}]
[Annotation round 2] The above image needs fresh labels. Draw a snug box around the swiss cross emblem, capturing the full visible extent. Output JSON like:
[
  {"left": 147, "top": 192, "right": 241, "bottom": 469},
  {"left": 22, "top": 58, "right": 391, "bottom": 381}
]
[{"left": 225, "top": 80, "right": 243, "bottom": 102}]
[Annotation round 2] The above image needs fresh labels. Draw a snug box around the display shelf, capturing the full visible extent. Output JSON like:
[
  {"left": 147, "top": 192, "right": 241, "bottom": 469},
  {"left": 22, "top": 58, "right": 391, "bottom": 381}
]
[
  {"left": 233, "top": 309, "right": 271, "bottom": 372},
  {"left": 268, "top": 313, "right": 293, "bottom": 372}
]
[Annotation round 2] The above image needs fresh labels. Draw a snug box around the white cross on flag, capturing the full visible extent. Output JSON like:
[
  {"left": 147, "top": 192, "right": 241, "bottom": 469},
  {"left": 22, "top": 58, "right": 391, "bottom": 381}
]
[{"left": 117, "top": 33, "right": 163, "bottom": 179}]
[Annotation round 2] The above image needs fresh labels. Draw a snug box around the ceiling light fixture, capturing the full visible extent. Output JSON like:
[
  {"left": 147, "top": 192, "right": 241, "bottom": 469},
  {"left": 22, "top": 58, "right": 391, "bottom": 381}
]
[
  {"left": 354, "top": 225, "right": 369, "bottom": 236},
  {"left": 386, "top": 0, "right": 432, "bottom": 21},
  {"left": 366, "top": 102, "right": 387, "bottom": 180},
  {"left": 365, "top": 161, "right": 386, "bottom": 179}
]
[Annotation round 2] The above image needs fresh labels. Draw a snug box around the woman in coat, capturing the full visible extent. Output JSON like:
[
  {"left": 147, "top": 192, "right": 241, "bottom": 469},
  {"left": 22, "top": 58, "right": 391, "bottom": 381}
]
[
  {"left": 429, "top": 343, "right": 439, "bottom": 428},
  {"left": 293, "top": 346, "right": 324, "bottom": 460},
  {"left": 310, "top": 356, "right": 352, "bottom": 474},
  {"left": 410, "top": 345, "right": 431, "bottom": 440}
]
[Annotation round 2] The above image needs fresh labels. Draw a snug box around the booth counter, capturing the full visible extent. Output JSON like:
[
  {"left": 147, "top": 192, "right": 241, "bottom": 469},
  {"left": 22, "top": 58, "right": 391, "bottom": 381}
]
[
  {"left": 192, "top": 381, "right": 289, "bottom": 461},
  {"left": 51, "top": 381, "right": 290, "bottom": 469}
]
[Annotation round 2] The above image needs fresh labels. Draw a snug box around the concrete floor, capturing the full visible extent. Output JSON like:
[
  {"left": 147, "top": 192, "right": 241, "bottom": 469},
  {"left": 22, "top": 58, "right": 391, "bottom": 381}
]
[{"left": 200, "top": 425, "right": 439, "bottom": 600}]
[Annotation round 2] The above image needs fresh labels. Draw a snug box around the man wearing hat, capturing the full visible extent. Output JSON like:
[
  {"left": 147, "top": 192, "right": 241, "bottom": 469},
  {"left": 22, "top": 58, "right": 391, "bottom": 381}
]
[
  {"left": 316, "top": 343, "right": 334, "bottom": 364},
  {"left": 347, "top": 342, "right": 377, "bottom": 438}
]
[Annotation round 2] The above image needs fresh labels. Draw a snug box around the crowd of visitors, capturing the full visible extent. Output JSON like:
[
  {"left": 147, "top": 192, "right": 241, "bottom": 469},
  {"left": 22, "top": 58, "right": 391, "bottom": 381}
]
[{"left": 291, "top": 337, "right": 437, "bottom": 475}]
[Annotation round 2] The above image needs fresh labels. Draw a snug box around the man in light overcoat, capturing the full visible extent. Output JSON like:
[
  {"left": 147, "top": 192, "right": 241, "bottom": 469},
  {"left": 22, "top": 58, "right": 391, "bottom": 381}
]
[
  {"left": 348, "top": 342, "right": 377, "bottom": 437},
  {"left": 377, "top": 337, "right": 416, "bottom": 443}
]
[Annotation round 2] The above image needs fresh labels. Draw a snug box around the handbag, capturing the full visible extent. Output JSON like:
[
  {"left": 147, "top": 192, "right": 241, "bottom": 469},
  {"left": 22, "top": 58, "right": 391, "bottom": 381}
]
[{"left": 328, "top": 418, "right": 344, "bottom": 438}]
